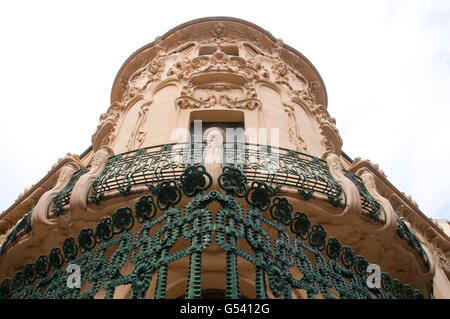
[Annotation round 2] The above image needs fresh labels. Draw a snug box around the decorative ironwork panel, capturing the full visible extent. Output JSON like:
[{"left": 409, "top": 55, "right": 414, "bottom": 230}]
[
  {"left": 344, "top": 170, "right": 382, "bottom": 222},
  {"left": 0, "top": 166, "right": 426, "bottom": 299},
  {"left": 223, "top": 143, "right": 342, "bottom": 206},
  {"left": 394, "top": 210, "right": 430, "bottom": 271},
  {"left": 0, "top": 208, "right": 33, "bottom": 256},
  {"left": 88, "top": 143, "right": 204, "bottom": 203},
  {"left": 48, "top": 167, "right": 90, "bottom": 217}
]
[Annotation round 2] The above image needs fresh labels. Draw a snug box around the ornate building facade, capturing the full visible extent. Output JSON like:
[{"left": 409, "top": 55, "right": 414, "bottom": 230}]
[{"left": 0, "top": 17, "right": 449, "bottom": 299}]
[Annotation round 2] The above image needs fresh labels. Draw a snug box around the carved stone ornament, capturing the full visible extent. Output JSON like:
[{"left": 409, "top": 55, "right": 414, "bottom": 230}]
[
  {"left": 91, "top": 101, "right": 124, "bottom": 151},
  {"left": 101, "top": 18, "right": 336, "bottom": 153}
]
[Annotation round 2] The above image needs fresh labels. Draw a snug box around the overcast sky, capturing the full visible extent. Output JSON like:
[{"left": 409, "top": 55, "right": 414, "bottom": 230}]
[{"left": 0, "top": 0, "right": 449, "bottom": 220}]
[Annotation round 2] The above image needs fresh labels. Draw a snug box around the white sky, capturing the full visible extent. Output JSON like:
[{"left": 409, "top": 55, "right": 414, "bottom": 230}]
[{"left": 0, "top": 0, "right": 449, "bottom": 220}]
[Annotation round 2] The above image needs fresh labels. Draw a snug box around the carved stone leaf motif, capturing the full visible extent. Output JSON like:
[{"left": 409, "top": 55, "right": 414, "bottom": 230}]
[
  {"left": 310, "top": 104, "right": 342, "bottom": 151},
  {"left": 175, "top": 94, "right": 261, "bottom": 111},
  {"left": 284, "top": 104, "right": 307, "bottom": 152},
  {"left": 122, "top": 58, "right": 166, "bottom": 104},
  {"left": 126, "top": 104, "right": 149, "bottom": 151},
  {"left": 211, "top": 22, "right": 227, "bottom": 40},
  {"left": 111, "top": 37, "right": 340, "bottom": 156},
  {"left": 170, "top": 48, "right": 265, "bottom": 110},
  {"left": 218, "top": 95, "right": 261, "bottom": 110}
]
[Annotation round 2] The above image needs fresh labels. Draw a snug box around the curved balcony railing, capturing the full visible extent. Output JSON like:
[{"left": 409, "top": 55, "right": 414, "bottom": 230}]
[
  {"left": 0, "top": 165, "right": 427, "bottom": 299},
  {"left": 344, "top": 170, "right": 383, "bottom": 223},
  {"left": 88, "top": 143, "right": 201, "bottom": 204},
  {"left": 223, "top": 142, "right": 342, "bottom": 206},
  {"left": 47, "top": 167, "right": 90, "bottom": 218},
  {"left": 86, "top": 142, "right": 343, "bottom": 207},
  {"left": 37, "top": 144, "right": 380, "bottom": 225},
  {"left": 0, "top": 209, "right": 33, "bottom": 256},
  {"left": 395, "top": 210, "right": 430, "bottom": 270}
]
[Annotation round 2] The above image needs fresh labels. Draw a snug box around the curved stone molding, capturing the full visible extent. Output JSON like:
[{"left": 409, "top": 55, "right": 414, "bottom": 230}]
[
  {"left": 323, "top": 152, "right": 361, "bottom": 219},
  {"left": 111, "top": 18, "right": 328, "bottom": 107},
  {"left": 0, "top": 161, "right": 83, "bottom": 275},
  {"left": 69, "top": 147, "right": 114, "bottom": 216},
  {"left": 126, "top": 102, "right": 150, "bottom": 151},
  {"left": 0, "top": 161, "right": 82, "bottom": 259},
  {"left": 0, "top": 154, "right": 84, "bottom": 238},
  {"left": 85, "top": 19, "right": 345, "bottom": 160},
  {"left": 100, "top": 18, "right": 339, "bottom": 156},
  {"left": 357, "top": 168, "right": 396, "bottom": 232},
  {"left": 30, "top": 162, "right": 81, "bottom": 232},
  {"left": 311, "top": 104, "right": 342, "bottom": 157},
  {"left": 92, "top": 119, "right": 115, "bottom": 152},
  {"left": 92, "top": 101, "right": 124, "bottom": 152}
]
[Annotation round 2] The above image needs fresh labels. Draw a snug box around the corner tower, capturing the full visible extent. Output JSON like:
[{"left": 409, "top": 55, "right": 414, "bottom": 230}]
[{"left": 1, "top": 17, "right": 449, "bottom": 299}]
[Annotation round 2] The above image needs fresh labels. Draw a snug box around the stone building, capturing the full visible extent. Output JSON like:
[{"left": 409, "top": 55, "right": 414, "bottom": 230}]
[{"left": 0, "top": 17, "right": 449, "bottom": 299}]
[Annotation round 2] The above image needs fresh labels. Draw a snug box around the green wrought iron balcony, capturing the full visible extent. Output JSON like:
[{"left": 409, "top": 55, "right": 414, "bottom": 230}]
[
  {"left": 222, "top": 142, "right": 342, "bottom": 206},
  {"left": 42, "top": 142, "right": 388, "bottom": 226},
  {"left": 83, "top": 142, "right": 343, "bottom": 208},
  {"left": 0, "top": 143, "right": 430, "bottom": 299},
  {"left": 0, "top": 160, "right": 426, "bottom": 299}
]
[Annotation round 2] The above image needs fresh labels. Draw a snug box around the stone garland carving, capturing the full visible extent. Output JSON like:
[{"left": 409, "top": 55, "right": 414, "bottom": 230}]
[
  {"left": 211, "top": 22, "right": 227, "bottom": 41},
  {"left": 69, "top": 147, "right": 114, "bottom": 217},
  {"left": 91, "top": 50, "right": 168, "bottom": 152},
  {"left": 250, "top": 49, "right": 341, "bottom": 155},
  {"left": 123, "top": 57, "right": 166, "bottom": 106},
  {"left": 110, "top": 19, "right": 330, "bottom": 105},
  {"left": 122, "top": 35, "right": 326, "bottom": 117},
  {"left": 256, "top": 48, "right": 336, "bottom": 154},
  {"left": 161, "top": 49, "right": 266, "bottom": 133}
]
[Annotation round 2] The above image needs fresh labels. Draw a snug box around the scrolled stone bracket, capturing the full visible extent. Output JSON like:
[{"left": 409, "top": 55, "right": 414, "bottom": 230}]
[
  {"left": 30, "top": 162, "right": 81, "bottom": 232},
  {"left": 323, "top": 151, "right": 360, "bottom": 220},
  {"left": 69, "top": 147, "right": 114, "bottom": 219}
]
